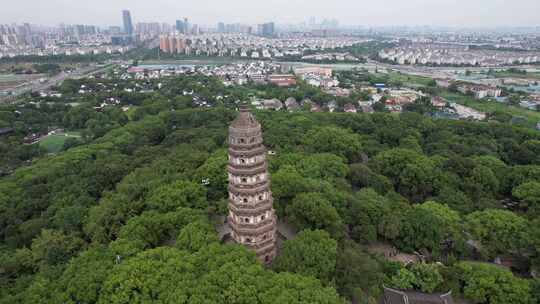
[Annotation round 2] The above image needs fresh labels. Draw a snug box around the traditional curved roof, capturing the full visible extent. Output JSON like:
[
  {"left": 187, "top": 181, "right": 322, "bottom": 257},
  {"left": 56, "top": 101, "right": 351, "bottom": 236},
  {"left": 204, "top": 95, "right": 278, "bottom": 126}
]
[{"left": 381, "top": 286, "right": 454, "bottom": 304}]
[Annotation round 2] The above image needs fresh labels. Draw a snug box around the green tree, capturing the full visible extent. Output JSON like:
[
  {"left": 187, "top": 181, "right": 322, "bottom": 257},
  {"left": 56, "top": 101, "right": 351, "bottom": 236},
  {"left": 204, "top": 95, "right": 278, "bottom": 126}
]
[
  {"left": 409, "top": 263, "right": 443, "bottom": 293},
  {"left": 373, "top": 148, "right": 436, "bottom": 202},
  {"left": 296, "top": 153, "right": 349, "bottom": 180},
  {"left": 416, "top": 201, "right": 465, "bottom": 254},
  {"left": 390, "top": 268, "right": 415, "bottom": 290},
  {"left": 98, "top": 245, "right": 345, "bottom": 304},
  {"left": 302, "top": 126, "right": 361, "bottom": 162},
  {"left": 271, "top": 165, "right": 311, "bottom": 212},
  {"left": 455, "top": 262, "right": 531, "bottom": 304},
  {"left": 117, "top": 209, "right": 207, "bottom": 249},
  {"left": 193, "top": 149, "right": 229, "bottom": 202},
  {"left": 147, "top": 180, "right": 208, "bottom": 212},
  {"left": 59, "top": 246, "right": 115, "bottom": 304},
  {"left": 348, "top": 163, "right": 392, "bottom": 195},
  {"left": 286, "top": 193, "right": 343, "bottom": 237},
  {"left": 336, "top": 240, "right": 384, "bottom": 302},
  {"left": 465, "top": 165, "right": 500, "bottom": 199},
  {"left": 513, "top": 181, "right": 540, "bottom": 215},
  {"left": 273, "top": 230, "right": 337, "bottom": 285},
  {"left": 347, "top": 188, "right": 389, "bottom": 244},
  {"left": 465, "top": 209, "right": 529, "bottom": 258},
  {"left": 30, "top": 229, "right": 84, "bottom": 269},
  {"left": 396, "top": 206, "right": 445, "bottom": 255},
  {"left": 176, "top": 220, "right": 219, "bottom": 253}
]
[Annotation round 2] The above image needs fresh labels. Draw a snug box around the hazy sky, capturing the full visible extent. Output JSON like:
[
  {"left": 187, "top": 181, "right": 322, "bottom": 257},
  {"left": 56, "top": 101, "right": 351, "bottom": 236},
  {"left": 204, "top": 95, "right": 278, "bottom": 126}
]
[{"left": 2, "top": 0, "right": 539, "bottom": 28}]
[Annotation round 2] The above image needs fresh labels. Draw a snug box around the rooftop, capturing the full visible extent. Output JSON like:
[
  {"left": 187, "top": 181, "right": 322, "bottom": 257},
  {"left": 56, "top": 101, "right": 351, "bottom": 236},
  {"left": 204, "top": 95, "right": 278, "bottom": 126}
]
[
  {"left": 230, "top": 104, "right": 260, "bottom": 129},
  {"left": 381, "top": 287, "right": 454, "bottom": 304}
]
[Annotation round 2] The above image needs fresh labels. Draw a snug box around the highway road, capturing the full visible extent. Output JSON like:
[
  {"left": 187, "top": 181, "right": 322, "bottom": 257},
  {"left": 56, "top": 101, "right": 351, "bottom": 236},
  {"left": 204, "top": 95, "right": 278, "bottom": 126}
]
[{"left": 0, "top": 64, "right": 115, "bottom": 103}]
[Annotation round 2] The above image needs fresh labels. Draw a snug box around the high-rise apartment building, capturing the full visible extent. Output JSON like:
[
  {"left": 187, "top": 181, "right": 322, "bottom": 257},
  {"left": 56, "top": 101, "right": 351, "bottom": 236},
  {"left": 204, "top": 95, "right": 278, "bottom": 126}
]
[
  {"left": 259, "top": 22, "right": 275, "bottom": 37},
  {"left": 122, "top": 10, "right": 134, "bottom": 35},
  {"left": 176, "top": 20, "right": 185, "bottom": 33},
  {"left": 183, "top": 18, "right": 189, "bottom": 34},
  {"left": 218, "top": 22, "right": 226, "bottom": 33}
]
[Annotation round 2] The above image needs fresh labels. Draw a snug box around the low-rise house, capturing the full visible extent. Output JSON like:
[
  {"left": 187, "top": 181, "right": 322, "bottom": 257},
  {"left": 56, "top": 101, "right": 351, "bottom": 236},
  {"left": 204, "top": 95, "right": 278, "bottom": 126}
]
[
  {"left": 310, "top": 103, "right": 322, "bottom": 112},
  {"left": 358, "top": 100, "right": 374, "bottom": 106},
  {"left": 0, "top": 127, "right": 14, "bottom": 137},
  {"left": 293, "top": 67, "right": 332, "bottom": 77},
  {"left": 325, "top": 87, "right": 350, "bottom": 97},
  {"left": 304, "top": 75, "right": 321, "bottom": 87},
  {"left": 253, "top": 99, "right": 283, "bottom": 111},
  {"left": 320, "top": 78, "right": 340, "bottom": 89},
  {"left": 458, "top": 84, "right": 502, "bottom": 99},
  {"left": 385, "top": 104, "right": 403, "bottom": 113},
  {"left": 23, "top": 133, "right": 42, "bottom": 144},
  {"left": 372, "top": 94, "right": 383, "bottom": 102},
  {"left": 344, "top": 103, "right": 357, "bottom": 113},
  {"left": 268, "top": 74, "right": 296, "bottom": 87},
  {"left": 450, "top": 103, "right": 486, "bottom": 120},
  {"left": 520, "top": 100, "right": 539, "bottom": 111},
  {"left": 435, "top": 78, "right": 452, "bottom": 88},
  {"left": 301, "top": 98, "right": 313, "bottom": 108},
  {"left": 249, "top": 74, "right": 266, "bottom": 84},
  {"left": 284, "top": 97, "right": 300, "bottom": 112},
  {"left": 327, "top": 100, "right": 337, "bottom": 112},
  {"left": 360, "top": 105, "right": 374, "bottom": 113},
  {"left": 431, "top": 96, "right": 447, "bottom": 109}
]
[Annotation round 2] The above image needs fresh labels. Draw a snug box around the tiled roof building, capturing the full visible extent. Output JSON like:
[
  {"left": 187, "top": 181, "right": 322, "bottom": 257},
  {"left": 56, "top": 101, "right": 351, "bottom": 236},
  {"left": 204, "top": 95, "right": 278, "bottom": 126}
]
[{"left": 382, "top": 287, "right": 454, "bottom": 304}]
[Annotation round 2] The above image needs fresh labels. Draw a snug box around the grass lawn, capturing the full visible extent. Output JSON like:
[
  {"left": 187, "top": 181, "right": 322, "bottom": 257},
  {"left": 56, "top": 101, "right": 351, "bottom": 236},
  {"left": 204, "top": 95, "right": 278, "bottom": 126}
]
[
  {"left": 490, "top": 70, "right": 540, "bottom": 81},
  {"left": 39, "top": 131, "right": 81, "bottom": 153},
  {"left": 387, "top": 72, "right": 435, "bottom": 87},
  {"left": 440, "top": 91, "right": 540, "bottom": 128}
]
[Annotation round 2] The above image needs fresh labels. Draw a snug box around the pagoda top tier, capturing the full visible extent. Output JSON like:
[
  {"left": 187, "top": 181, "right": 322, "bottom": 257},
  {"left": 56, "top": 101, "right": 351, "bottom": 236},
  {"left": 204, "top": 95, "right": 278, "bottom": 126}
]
[{"left": 230, "top": 104, "right": 260, "bottom": 130}]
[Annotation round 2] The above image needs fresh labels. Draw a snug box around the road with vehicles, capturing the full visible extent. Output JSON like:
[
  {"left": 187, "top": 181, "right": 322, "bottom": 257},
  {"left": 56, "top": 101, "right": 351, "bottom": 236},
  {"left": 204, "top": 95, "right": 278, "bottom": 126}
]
[{"left": 0, "top": 64, "right": 115, "bottom": 103}]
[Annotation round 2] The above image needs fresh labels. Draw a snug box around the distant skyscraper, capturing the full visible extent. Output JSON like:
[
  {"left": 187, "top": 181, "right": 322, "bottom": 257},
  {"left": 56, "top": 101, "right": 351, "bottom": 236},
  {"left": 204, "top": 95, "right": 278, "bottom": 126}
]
[
  {"left": 176, "top": 20, "right": 185, "bottom": 33},
  {"left": 183, "top": 18, "right": 189, "bottom": 34},
  {"left": 75, "top": 24, "right": 86, "bottom": 37},
  {"left": 122, "top": 10, "right": 134, "bottom": 35},
  {"left": 260, "top": 22, "right": 275, "bottom": 37},
  {"left": 191, "top": 24, "right": 199, "bottom": 35},
  {"left": 218, "top": 22, "right": 226, "bottom": 33}
]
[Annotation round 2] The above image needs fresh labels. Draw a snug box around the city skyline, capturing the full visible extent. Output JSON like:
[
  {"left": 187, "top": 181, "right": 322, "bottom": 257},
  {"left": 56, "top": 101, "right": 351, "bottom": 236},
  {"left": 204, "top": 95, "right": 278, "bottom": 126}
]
[{"left": 2, "top": 0, "right": 540, "bottom": 28}]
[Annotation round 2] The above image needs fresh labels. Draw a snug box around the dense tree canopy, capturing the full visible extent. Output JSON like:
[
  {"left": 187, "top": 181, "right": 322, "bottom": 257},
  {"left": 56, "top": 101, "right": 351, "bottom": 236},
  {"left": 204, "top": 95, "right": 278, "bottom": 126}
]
[
  {"left": 455, "top": 262, "right": 531, "bottom": 304},
  {"left": 273, "top": 230, "right": 337, "bottom": 285},
  {"left": 1, "top": 73, "right": 540, "bottom": 304},
  {"left": 465, "top": 209, "right": 529, "bottom": 258}
]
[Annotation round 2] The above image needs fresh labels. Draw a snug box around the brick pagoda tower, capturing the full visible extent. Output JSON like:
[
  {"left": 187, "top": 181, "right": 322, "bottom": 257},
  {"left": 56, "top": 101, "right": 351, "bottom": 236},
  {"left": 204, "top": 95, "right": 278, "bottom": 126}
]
[{"left": 227, "top": 104, "right": 277, "bottom": 264}]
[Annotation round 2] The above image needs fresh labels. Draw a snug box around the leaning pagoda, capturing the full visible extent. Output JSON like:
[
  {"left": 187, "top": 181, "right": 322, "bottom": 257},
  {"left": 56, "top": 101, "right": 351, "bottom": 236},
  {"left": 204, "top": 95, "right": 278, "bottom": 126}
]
[{"left": 227, "top": 104, "right": 277, "bottom": 264}]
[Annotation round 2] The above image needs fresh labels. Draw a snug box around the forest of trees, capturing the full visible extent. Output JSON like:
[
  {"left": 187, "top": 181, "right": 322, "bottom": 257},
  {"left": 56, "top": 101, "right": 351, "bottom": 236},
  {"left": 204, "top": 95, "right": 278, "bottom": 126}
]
[{"left": 1, "top": 73, "right": 540, "bottom": 303}]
